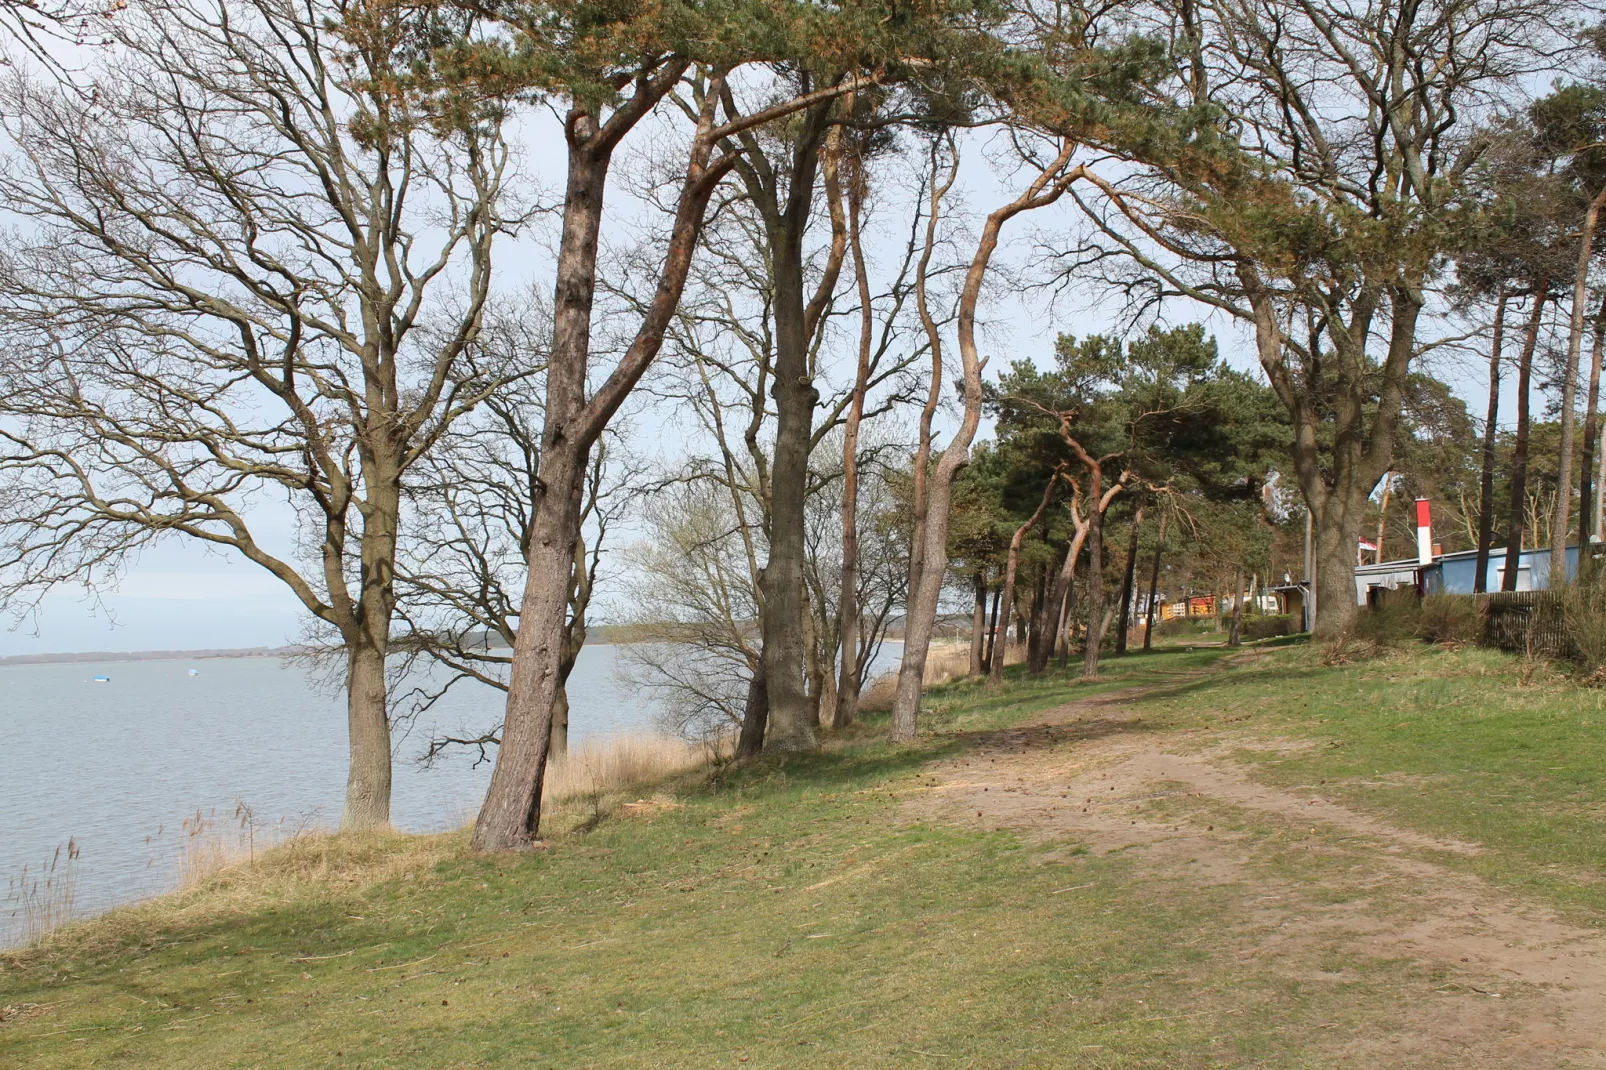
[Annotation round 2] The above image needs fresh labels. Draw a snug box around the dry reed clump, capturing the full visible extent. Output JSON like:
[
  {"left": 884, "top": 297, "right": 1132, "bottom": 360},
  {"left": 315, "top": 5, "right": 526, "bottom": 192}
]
[
  {"left": 540, "top": 733, "right": 717, "bottom": 827},
  {"left": 856, "top": 639, "right": 1020, "bottom": 712},
  {"left": 4, "top": 840, "right": 79, "bottom": 946},
  {"left": 1562, "top": 568, "right": 1606, "bottom": 677},
  {"left": 0, "top": 830, "right": 461, "bottom": 967}
]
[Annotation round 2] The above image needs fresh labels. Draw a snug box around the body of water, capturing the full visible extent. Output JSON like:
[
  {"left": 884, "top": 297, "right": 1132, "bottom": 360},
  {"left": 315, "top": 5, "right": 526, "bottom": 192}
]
[{"left": 1, "top": 641, "right": 903, "bottom": 945}]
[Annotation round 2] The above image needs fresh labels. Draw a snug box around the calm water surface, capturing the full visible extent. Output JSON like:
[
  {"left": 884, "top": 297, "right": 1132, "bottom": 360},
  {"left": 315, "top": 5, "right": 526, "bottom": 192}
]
[{"left": 1, "top": 642, "right": 902, "bottom": 944}]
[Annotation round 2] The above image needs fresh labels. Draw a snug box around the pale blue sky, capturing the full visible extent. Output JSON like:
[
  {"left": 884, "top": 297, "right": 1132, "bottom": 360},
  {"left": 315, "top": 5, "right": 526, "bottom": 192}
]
[{"left": 0, "top": 101, "right": 1524, "bottom": 658}]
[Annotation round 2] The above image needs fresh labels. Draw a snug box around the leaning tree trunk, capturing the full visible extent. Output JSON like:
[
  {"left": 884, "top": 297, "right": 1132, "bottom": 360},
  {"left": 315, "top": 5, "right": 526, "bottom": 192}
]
[
  {"left": 1503, "top": 290, "right": 1547, "bottom": 591},
  {"left": 1474, "top": 290, "right": 1507, "bottom": 594},
  {"left": 341, "top": 636, "right": 393, "bottom": 830},
  {"left": 833, "top": 167, "right": 874, "bottom": 729},
  {"left": 1114, "top": 502, "right": 1145, "bottom": 655},
  {"left": 890, "top": 143, "right": 1081, "bottom": 742},
  {"left": 1553, "top": 187, "right": 1606, "bottom": 577},
  {"left": 472, "top": 83, "right": 728, "bottom": 850}
]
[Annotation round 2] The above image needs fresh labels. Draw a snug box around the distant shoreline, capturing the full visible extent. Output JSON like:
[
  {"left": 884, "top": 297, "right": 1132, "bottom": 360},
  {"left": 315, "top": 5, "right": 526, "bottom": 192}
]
[
  {"left": 0, "top": 645, "right": 302, "bottom": 667},
  {"left": 0, "top": 629, "right": 919, "bottom": 668}
]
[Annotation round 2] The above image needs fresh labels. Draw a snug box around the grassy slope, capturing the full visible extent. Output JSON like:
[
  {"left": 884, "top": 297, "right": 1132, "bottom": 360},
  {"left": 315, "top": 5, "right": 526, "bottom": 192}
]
[{"left": 2, "top": 643, "right": 1602, "bottom": 1068}]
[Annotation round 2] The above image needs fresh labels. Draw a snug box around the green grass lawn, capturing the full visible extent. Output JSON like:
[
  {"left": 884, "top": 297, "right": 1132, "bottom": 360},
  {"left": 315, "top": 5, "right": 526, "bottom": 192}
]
[
  {"left": 3, "top": 640, "right": 1602, "bottom": 1068},
  {"left": 1131, "top": 641, "right": 1606, "bottom": 917}
]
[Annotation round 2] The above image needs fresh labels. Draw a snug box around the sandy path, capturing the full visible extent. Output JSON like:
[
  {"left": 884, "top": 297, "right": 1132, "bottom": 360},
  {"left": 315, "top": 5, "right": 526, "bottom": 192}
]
[{"left": 909, "top": 684, "right": 1606, "bottom": 1067}]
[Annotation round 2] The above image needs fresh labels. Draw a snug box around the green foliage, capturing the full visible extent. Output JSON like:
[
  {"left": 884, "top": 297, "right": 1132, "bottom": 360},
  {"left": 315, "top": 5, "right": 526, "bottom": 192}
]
[
  {"left": 1241, "top": 614, "right": 1294, "bottom": 640},
  {"left": 1155, "top": 616, "right": 1210, "bottom": 638}
]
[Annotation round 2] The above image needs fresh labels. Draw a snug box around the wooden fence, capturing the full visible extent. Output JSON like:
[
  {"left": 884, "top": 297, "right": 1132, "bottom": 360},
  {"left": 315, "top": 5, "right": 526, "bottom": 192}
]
[{"left": 1480, "top": 591, "right": 1574, "bottom": 660}]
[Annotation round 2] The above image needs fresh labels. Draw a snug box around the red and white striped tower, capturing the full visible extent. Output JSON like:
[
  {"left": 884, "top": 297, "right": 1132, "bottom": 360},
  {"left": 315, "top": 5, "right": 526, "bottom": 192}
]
[{"left": 1415, "top": 498, "right": 1433, "bottom": 566}]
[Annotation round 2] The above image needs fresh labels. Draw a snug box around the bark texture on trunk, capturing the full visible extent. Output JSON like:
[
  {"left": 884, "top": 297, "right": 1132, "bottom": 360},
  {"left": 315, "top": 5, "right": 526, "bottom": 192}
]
[
  {"left": 1081, "top": 495, "right": 1105, "bottom": 678},
  {"left": 1115, "top": 502, "right": 1144, "bottom": 655},
  {"left": 1502, "top": 292, "right": 1547, "bottom": 591},
  {"left": 1552, "top": 188, "right": 1606, "bottom": 576},
  {"left": 735, "top": 659, "right": 769, "bottom": 759},
  {"left": 1474, "top": 291, "right": 1507, "bottom": 594},
  {"left": 549, "top": 687, "right": 570, "bottom": 761},
  {"left": 1580, "top": 299, "right": 1606, "bottom": 549},
  {"left": 748, "top": 95, "right": 841, "bottom": 754},
  {"left": 472, "top": 78, "right": 732, "bottom": 850},
  {"left": 341, "top": 639, "right": 393, "bottom": 830}
]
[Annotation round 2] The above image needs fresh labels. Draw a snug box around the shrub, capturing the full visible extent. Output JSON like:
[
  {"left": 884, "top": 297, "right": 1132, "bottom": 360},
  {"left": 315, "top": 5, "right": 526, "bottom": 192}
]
[
  {"left": 1417, "top": 594, "right": 1483, "bottom": 645},
  {"left": 1241, "top": 614, "right": 1293, "bottom": 640},
  {"left": 1561, "top": 566, "right": 1606, "bottom": 679},
  {"left": 1353, "top": 588, "right": 1421, "bottom": 645},
  {"left": 1155, "top": 617, "right": 1210, "bottom": 638}
]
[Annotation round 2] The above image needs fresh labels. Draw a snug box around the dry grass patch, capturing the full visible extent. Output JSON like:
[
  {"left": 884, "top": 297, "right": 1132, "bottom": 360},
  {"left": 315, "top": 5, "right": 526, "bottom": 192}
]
[{"left": 858, "top": 639, "right": 1021, "bottom": 712}]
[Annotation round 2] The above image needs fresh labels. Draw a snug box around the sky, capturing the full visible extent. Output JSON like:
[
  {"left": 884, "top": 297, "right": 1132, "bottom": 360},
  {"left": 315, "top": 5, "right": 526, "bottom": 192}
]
[{"left": 0, "top": 44, "right": 1548, "bottom": 658}]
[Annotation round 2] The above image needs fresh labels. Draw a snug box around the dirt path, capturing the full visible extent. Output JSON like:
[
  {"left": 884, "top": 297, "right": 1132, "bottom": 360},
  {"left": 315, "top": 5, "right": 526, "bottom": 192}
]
[{"left": 909, "top": 683, "right": 1606, "bottom": 1067}]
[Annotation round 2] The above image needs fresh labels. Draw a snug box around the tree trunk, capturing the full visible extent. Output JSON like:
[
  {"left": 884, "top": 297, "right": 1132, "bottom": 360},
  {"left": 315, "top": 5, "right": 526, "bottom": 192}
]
[
  {"left": 968, "top": 571, "right": 987, "bottom": 677},
  {"left": 1474, "top": 290, "right": 1508, "bottom": 594},
  {"left": 801, "top": 596, "right": 826, "bottom": 729},
  {"left": 990, "top": 474, "right": 1057, "bottom": 687},
  {"left": 736, "top": 659, "right": 769, "bottom": 759},
  {"left": 1227, "top": 565, "right": 1245, "bottom": 647},
  {"left": 1242, "top": 274, "right": 1424, "bottom": 639},
  {"left": 341, "top": 638, "right": 393, "bottom": 830},
  {"left": 833, "top": 147, "right": 874, "bottom": 730},
  {"left": 1580, "top": 297, "right": 1606, "bottom": 550},
  {"left": 1081, "top": 497, "right": 1105, "bottom": 678},
  {"left": 1553, "top": 187, "right": 1606, "bottom": 578},
  {"left": 1143, "top": 511, "right": 1166, "bottom": 652},
  {"left": 549, "top": 687, "right": 569, "bottom": 762},
  {"left": 473, "top": 82, "right": 727, "bottom": 849},
  {"left": 1115, "top": 502, "right": 1145, "bottom": 655},
  {"left": 1312, "top": 489, "right": 1369, "bottom": 634},
  {"left": 473, "top": 447, "right": 586, "bottom": 848},
  {"left": 890, "top": 143, "right": 1080, "bottom": 742},
  {"left": 1031, "top": 540, "right": 1077, "bottom": 675},
  {"left": 1027, "top": 554, "right": 1063, "bottom": 672},
  {"left": 1056, "top": 578, "right": 1073, "bottom": 666},
  {"left": 1503, "top": 290, "right": 1548, "bottom": 591},
  {"left": 1374, "top": 475, "right": 1391, "bottom": 563},
  {"left": 758, "top": 308, "right": 819, "bottom": 749},
  {"left": 983, "top": 582, "right": 1002, "bottom": 671}
]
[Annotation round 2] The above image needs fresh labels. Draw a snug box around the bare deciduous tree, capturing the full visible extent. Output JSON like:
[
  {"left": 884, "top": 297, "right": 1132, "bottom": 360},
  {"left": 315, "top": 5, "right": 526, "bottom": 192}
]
[{"left": 0, "top": 0, "right": 513, "bottom": 829}]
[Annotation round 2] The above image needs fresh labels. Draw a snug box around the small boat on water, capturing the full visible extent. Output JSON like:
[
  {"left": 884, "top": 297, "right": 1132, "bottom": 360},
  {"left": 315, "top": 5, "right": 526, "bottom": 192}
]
[
  {"left": 187, "top": 669, "right": 200, "bottom": 677},
  {"left": 92, "top": 675, "right": 110, "bottom": 683}
]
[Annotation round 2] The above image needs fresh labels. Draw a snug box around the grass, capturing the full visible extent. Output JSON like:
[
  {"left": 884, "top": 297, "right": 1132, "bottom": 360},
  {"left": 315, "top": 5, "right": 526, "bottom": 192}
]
[
  {"left": 2, "top": 640, "right": 1602, "bottom": 1066},
  {"left": 1129, "top": 641, "right": 1606, "bottom": 917}
]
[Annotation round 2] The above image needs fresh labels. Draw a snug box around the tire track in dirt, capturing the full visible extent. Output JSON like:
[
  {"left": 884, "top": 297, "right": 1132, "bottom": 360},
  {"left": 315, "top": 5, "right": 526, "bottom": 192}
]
[{"left": 907, "top": 682, "right": 1606, "bottom": 1068}]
